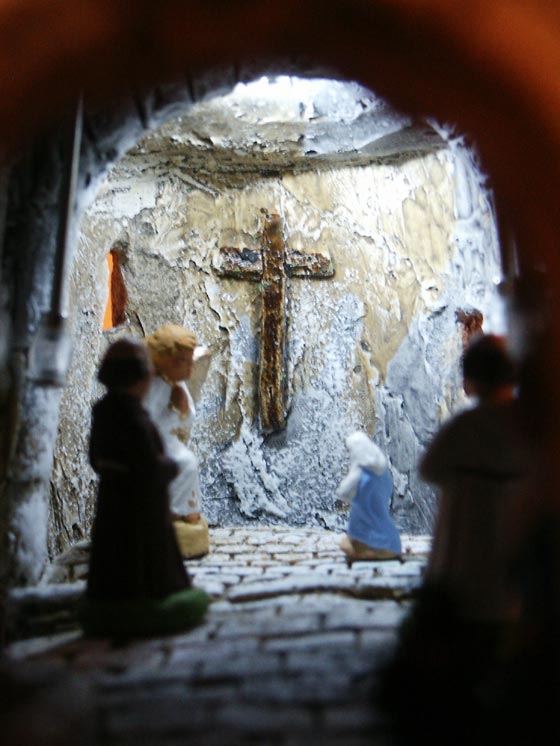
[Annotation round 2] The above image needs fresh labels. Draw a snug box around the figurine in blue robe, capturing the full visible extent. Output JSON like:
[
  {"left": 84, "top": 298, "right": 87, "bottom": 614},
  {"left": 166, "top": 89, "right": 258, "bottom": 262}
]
[{"left": 338, "top": 431, "right": 401, "bottom": 562}]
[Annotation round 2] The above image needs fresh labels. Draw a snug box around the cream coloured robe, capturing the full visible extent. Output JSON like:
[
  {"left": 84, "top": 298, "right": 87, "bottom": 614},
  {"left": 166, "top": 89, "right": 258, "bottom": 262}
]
[{"left": 144, "top": 377, "right": 201, "bottom": 516}]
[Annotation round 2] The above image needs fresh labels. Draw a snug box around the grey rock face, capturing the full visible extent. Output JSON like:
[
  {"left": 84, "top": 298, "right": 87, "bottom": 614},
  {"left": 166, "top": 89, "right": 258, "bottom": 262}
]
[{"left": 50, "top": 79, "right": 503, "bottom": 545}]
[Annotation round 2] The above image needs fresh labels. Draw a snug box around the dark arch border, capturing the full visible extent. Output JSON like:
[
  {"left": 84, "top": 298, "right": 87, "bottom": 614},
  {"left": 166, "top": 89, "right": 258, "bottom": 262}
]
[
  {"left": 3, "top": 0, "right": 559, "bottom": 274},
  {"left": 3, "top": 0, "right": 560, "bottom": 570}
]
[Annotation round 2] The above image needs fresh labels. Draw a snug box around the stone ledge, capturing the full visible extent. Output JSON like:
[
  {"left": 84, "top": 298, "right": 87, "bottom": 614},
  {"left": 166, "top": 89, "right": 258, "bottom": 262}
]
[
  {"left": 41, "top": 529, "right": 430, "bottom": 587},
  {"left": 3, "top": 527, "right": 430, "bottom": 746},
  {"left": 6, "top": 529, "right": 429, "bottom": 642}
]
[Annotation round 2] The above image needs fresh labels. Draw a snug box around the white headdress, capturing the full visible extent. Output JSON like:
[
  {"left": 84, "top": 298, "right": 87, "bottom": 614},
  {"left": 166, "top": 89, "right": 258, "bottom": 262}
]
[{"left": 337, "top": 431, "right": 387, "bottom": 503}]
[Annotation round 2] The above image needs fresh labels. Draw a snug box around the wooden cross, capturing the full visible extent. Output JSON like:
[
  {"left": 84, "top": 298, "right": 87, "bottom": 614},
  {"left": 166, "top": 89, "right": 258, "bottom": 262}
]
[{"left": 213, "top": 209, "right": 335, "bottom": 433}]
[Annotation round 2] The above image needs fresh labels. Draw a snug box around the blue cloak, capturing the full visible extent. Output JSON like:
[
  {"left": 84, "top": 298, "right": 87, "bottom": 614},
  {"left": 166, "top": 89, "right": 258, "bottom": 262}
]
[{"left": 347, "top": 467, "right": 401, "bottom": 554}]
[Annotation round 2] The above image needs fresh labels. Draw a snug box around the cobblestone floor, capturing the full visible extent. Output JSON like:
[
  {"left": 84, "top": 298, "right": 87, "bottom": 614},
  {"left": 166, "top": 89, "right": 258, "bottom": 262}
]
[{"left": 5, "top": 527, "right": 430, "bottom": 745}]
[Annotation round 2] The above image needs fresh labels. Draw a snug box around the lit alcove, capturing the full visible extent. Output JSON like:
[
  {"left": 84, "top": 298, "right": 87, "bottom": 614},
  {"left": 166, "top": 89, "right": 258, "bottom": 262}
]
[
  {"left": 102, "top": 247, "right": 128, "bottom": 331},
  {"left": 50, "top": 75, "right": 505, "bottom": 552}
]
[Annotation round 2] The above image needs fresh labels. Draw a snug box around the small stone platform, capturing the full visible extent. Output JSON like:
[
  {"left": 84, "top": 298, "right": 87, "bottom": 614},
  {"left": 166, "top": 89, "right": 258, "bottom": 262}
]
[{"left": 5, "top": 527, "right": 430, "bottom": 745}]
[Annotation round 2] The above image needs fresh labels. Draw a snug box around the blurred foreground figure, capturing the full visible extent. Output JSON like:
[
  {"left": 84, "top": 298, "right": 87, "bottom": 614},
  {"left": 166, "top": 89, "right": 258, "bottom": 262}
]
[
  {"left": 81, "top": 338, "right": 208, "bottom": 637},
  {"left": 421, "top": 334, "right": 526, "bottom": 625},
  {"left": 0, "top": 659, "right": 94, "bottom": 745},
  {"left": 378, "top": 335, "right": 533, "bottom": 745},
  {"left": 337, "top": 431, "right": 401, "bottom": 563}
]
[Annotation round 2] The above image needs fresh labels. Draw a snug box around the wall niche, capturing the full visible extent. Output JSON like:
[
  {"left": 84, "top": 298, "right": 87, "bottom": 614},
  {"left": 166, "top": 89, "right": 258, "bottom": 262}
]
[{"left": 50, "top": 78, "right": 504, "bottom": 552}]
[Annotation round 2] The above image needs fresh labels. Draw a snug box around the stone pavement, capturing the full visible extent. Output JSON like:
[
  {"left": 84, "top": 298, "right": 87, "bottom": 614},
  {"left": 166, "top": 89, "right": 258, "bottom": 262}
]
[{"left": 5, "top": 527, "right": 430, "bottom": 745}]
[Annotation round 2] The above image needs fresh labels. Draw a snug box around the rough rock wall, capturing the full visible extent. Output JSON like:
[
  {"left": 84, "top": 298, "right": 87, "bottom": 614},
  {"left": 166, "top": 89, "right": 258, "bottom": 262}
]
[
  {"left": 375, "top": 135, "right": 504, "bottom": 529},
  {"left": 0, "top": 142, "right": 69, "bottom": 584},
  {"left": 51, "top": 134, "right": 503, "bottom": 543}
]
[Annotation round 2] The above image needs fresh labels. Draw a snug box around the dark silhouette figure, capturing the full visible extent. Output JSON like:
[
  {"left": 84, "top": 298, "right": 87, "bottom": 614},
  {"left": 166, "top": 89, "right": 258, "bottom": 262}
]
[
  {"left": 378, "top": 334, "right": 533, "bottom": 745},
  {"left": 82, "top": 338, "right": 208, "bottom": 636}
]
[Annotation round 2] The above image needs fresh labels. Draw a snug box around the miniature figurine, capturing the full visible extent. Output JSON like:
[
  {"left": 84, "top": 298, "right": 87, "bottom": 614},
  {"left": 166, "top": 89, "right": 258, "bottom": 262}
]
[
  {"left": 144, "top": 324, "right": 211, "bottom": 558},
  {"left": 378, "top": 335, "right": 531, "bottom": 743},
  {"left": 81, "top": 338, "right": 209, "bottom": 637},
  {"left": 420, "top": 333, "right": 529, "bottom": 624},
  {"left": 338, "top": 431, "right": 401, "bottom": 563}
]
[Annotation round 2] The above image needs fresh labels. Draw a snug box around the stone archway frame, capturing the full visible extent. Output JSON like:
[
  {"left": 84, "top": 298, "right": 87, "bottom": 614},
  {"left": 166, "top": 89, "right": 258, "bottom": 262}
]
[
  {"left": 3, "top": 0, "right": 560, "bottom": 407},
  {"left": 0, "top": 1, "right": 557, "bottom": 263},
  {"left": 2, "top": 0, "right": 560, "bottom": 585}
]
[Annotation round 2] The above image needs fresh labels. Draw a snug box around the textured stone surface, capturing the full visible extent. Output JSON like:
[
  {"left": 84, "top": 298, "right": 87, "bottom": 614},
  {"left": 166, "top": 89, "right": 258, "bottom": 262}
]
[
  {"left": 7, "top": 527, "right": 427, "bottom": 645},
  {"left": 214, "top": 211, "right": 336, "bottom": 433},
  {"left": 5, "top": 526, "right": 429, "bottom": 745},
  {"left": 50, "top": 77, "right": 503, "bottom": 549}
]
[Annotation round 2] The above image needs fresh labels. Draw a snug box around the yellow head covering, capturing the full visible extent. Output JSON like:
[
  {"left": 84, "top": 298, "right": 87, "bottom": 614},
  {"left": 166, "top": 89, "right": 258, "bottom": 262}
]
[{"left": 145, "top": 324, "right": 198, "bottom": 368}]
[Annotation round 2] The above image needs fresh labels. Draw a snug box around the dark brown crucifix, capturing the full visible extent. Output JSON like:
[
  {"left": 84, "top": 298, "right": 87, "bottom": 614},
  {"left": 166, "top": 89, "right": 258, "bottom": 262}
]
[{"left": 213, "top": 210, "right": 335, "bottom": 433}]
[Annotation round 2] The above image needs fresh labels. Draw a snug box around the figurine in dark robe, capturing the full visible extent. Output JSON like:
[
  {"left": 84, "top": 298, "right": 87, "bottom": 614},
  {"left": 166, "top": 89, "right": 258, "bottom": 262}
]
[
  {"left": 81, "top": 338, "right": 208, "bottom": 636},
  {"left": 420, "top": 334, "right": 529, "bottom": 624},
  {"left": 378, "top": 334, "right": 532, "bottom": 743}
]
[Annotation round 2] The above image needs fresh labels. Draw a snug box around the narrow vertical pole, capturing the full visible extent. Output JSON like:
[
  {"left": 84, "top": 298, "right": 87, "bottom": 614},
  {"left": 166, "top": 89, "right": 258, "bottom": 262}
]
[
  {"left": 28, "top": 96, "right": 83, "bottom": 386},
  {"left": 51, "top": 95, "right": 83, "bottom": 321}
]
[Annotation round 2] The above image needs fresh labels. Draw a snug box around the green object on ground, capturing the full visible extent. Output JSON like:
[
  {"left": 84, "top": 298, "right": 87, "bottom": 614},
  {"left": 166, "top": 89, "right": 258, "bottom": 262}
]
[{"left": 79, "top": 588, "right": 210, "bottom": 638}]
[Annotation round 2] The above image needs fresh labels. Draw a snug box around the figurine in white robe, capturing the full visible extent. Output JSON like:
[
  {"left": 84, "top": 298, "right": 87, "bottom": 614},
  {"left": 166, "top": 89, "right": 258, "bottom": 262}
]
[
  {"left": 145, "top": 324, "right": 211, "bottom": 558},
  {"left": 145, "top": 375, "right": 200, "bottom": 516}
]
